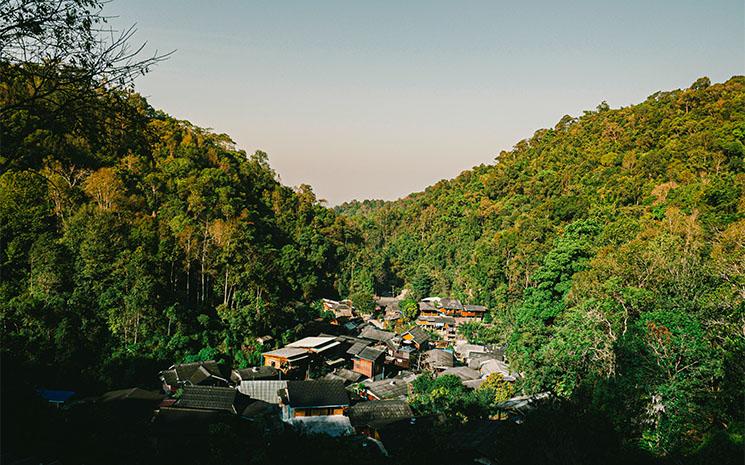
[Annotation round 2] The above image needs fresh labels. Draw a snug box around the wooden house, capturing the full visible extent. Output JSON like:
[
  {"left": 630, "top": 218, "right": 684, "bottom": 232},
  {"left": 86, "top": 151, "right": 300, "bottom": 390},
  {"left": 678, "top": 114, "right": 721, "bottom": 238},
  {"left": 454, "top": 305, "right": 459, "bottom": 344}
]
[
  {"left": 420, "top": 349, "right": 455, "bottom": 372},
  {"left": 359, "top": 326, "right": 396, "bottom": 344},
  {"left": 352, "top": 346, "right": 386, "bottom": 379},
  {"left": 262, "top": 347, "right": 310, "bottom": 375},
  {"left": 386, "top": 341, "right": 415, "bottom": 369},
  {"left": 462, "top": 304, "right": 487, "bottom": 319},
  {"left": 437, "top": 298, "right": 464, "bottom": 316},
  {"left": 401, "top": 326, "right": 430, "bottom": 350},
  {"left": 418, "top": 301, "right": 441, "bottom": 317},
  {"left": 280, "top": 380, "right": 349, "bottom": 418}
]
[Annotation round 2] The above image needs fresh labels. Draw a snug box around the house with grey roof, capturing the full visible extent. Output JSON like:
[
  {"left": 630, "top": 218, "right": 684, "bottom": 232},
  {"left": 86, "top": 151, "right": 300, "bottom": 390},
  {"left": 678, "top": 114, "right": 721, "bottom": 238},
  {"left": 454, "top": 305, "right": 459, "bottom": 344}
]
[
  {"left": 348, "top": 400, "right": 413, "bottom": 435},
  {"left": 237, "top": 380, "right": 288, "bottom": 404},
  {"left": 280, "top": 379, "right": 350, "bottom": 419},
  {"left": 159, "top": 360, "right": 230, "bottom": 393},
  {"left": 420, "top": 349, "right": 455, "bottom": 371},
  {"left": 175, "top": 385, "right": 251, "bottom": 415}
]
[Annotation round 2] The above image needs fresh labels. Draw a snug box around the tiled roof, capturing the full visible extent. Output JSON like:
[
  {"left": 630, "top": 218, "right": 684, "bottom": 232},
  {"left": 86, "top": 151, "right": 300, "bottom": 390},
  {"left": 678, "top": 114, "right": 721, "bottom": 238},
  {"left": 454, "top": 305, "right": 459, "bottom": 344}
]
[
  {"left": 346, "top": 340, "right": 372, "bottom": 356},
  {"left": 285, "top": 380, "right": 349, "bottom": 408},
  {"left": 422, "top": 349, "right": 454, "bottom": 368},
  {"left": 175, "top": 385, "right": 249, "bottom": 414},
  {"left": 363, "top": 377, "right": 412, "bottom": 400},
  {"left": 464, "top": 304, "right": 487, "bottom": 313},
  {"left": 237, "top": 380, "right": 287, "bottom": 404},
  {"left": 418, "top": 301, "right": 438, "bottom": 312},
  {"left": 402, "top": 326, "right": 430, "bottom": 345},
  {"left": 175, "top": 361, "right": 223, "bottom": 381},
  {"left": 439, "top": 366, "right": 481, "bottom": 381},
  {"left": 359, "top": 326, "right": 395, "bottom": 343},
  {"left": 357, "top": 346, "right": 385, "bottom": 361},
  {"left": 438, "top": 298, "right": 464, "bottom": 310},
  {"left": 231, "top": 365, "right": 279, "bottom": 382},
  {"left": 348, "top": 400, "right": 413, "bottom": 427}
]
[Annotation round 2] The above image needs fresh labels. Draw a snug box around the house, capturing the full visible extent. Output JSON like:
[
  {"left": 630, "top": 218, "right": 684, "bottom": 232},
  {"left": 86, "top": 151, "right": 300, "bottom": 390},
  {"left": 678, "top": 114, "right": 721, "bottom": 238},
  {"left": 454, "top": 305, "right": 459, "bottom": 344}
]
[
  {"left": 416, "top": 315, "right": 456, "bottom": 330},
  {"left": 478, "top": 359, "right": 517, "bottom": 382},
  {"left": 420, "top": 349, "right": 455, "bottom": 371},
  {"left": 280, "top": 380, "right": 349, "bottom": 418},
  {"left": 255, "top": 335, "right": 274, "bottom": 345},
  {"left": 345, "top": 338, "right": 374, "bottom": 359},
  {"left": 237, "top": 380, "right": 287, "bottom": 404},
  {"left": 322, "top": 298, "right": 355, "bottom": 322},
  {"left": 359, "top": 326, "right": 396, "bottom": 344},
  {"left": 334, "top": 335, "right": 373, "bottom": 359},
  {"left": 352, "top": 346, "right": 386, "bottom": 379},
  {"left": 462, "top": 304, "right": 487, "bottom": 318},
  {"left": 361, "top": 373, "right": 416, "bottom": 401},
  {"left": 418, "top": 301, "right": 441, "bottom": 317},
  {"left": 287, "top": 336, "right": 341, "bottom": 356},
  {"left": 323, "top": 368, "right": 364, "bottom": 385},
  {"left": 98, "top": 387, "right": 165, "bottom": 405},
  {"left": 262, "top": 347, "right": 310, "bottom": 375},
  {"left": 159, "top": 360, "right": 229, "bottom": 393},
  {"left": 401, "top": 326, "right": 430, "bottom": 350},
  {"left": 151, "top": 407, "right": 231, "bottom": 438},
  {"left": 383, "top": 301, "right": 402, "bottom": 323},
  {"left": 416, "top": 315, "right": 457, "bottom": 342},
  {"left": 348, "top": 400, "right": 413, "bottom": 437},
  {"left": 230, "top": 365, "right": 279, "bottom": 384},
  {"left": 467, "top": 352, "right": 499, "bottom": 369},
  {"left": 386, "top": 342, "right": 415, "bottom": 369},
  {"left": 437, "top": 298, "right": 464, "bottom": 316},
  {"left": 175, "top": 385, "right": 251, "bottom": 415},
  {"left": 454, "top": 342, "right": 487, "bottom": 362},
  {"left": 439, "top": 366, "right": 482, "bottom": 381}
]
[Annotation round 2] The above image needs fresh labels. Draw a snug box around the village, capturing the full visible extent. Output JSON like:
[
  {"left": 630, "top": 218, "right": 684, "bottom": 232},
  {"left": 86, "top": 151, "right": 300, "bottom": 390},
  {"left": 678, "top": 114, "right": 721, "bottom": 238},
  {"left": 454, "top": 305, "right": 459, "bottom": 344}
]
[
  {"left": 34, "top": 296, "right": 545, "bottom": 464},
  {"left": 148, "top": 296, "right": 538, "bottom": 461}
]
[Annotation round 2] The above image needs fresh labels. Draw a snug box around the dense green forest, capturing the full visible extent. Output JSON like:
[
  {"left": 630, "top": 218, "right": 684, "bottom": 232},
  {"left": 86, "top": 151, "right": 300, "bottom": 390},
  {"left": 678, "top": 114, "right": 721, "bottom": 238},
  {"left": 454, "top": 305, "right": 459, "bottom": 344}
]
[
  {"left": 1, "top": 66, "right": 365, "bottom": 390},
  {"left": 1, "top": 1, "right": 743, "bottom": 462},
  {"left": 338, "top": 76, "right": 745, "bottom": 457}
]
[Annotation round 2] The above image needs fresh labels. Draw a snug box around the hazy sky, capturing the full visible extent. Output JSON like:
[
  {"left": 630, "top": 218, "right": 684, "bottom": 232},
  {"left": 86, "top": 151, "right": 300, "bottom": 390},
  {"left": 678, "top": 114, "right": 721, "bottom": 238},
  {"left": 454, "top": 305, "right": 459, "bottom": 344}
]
[{"left": 108, "top": 0, "right": 744, "bottom": 205}]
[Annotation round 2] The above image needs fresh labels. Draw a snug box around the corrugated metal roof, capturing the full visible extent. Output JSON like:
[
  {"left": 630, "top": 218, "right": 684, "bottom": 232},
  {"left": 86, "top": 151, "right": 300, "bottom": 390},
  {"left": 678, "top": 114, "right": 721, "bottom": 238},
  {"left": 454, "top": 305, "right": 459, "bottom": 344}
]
[
  {"left": 287, "top": 336, "right": 337, "bottom": 349},
  {"left": 262, "top": 347, "right": 309, "bottom": 359},
  {"left": 238, "top": 380, "right": 287, "bottom": 404}
]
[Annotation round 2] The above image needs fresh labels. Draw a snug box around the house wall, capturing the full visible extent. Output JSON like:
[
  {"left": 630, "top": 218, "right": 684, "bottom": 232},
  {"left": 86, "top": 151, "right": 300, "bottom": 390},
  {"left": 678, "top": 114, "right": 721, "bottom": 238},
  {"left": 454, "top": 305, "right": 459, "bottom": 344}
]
[
  {"left": 263, "top": 355, "right": 287, "bottom": 369},
  {"left": 293, "top": 407, "right": 345, "bottom": 417},
  {"left": 353, "top": 358, "right": 376, "bottom": 378}
]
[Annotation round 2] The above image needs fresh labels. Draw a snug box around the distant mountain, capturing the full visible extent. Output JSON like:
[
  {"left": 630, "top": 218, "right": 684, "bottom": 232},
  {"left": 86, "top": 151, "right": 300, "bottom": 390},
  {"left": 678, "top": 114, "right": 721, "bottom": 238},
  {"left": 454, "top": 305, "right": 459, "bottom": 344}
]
[{"left": 340, "top": 76, "right": 744, "bottom": 308}]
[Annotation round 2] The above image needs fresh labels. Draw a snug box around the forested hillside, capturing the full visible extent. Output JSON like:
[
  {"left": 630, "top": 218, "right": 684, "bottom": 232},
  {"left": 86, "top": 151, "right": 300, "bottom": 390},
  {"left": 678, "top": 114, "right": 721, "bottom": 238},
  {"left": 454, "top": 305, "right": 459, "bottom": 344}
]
[
  {"left": 339, "top": 76, "right": 745, "bottom": 455},
  {"left": 1, "top": 64, "right": 362, "bottom": 389}
]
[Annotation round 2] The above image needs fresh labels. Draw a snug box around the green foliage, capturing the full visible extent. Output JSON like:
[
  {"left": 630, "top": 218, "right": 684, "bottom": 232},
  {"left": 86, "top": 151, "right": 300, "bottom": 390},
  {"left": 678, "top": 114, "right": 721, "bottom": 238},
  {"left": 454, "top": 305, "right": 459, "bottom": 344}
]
[
  {"left": 399, "top": 297, "right": 419, "bottom": 321},
  {"left": 341, "top": 76, "right": 745, "bottom": 457},
  {"left": 0, "top": 61, "right": 359, "bottom": 389},
  {"left": 478, "top": 373, "right": 514, "bottom": 405}
]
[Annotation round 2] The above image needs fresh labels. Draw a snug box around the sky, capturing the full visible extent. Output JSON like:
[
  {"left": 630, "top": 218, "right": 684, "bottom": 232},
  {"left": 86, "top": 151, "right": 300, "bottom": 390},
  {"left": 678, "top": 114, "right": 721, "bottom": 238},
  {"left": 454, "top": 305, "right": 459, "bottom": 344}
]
[{"left": 107, "top": 0, "right": 745, "bottom": 205}]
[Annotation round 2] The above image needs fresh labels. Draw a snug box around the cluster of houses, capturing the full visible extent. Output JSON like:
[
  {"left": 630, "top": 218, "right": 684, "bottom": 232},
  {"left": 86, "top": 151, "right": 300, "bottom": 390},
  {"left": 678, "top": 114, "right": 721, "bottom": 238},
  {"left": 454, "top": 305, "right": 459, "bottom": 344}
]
[
  {"left": 35, "top": 296, "right": 534, "bottom": 464},
  {"left": 150, "top": 296, "right": 524, "bottom": 459}
]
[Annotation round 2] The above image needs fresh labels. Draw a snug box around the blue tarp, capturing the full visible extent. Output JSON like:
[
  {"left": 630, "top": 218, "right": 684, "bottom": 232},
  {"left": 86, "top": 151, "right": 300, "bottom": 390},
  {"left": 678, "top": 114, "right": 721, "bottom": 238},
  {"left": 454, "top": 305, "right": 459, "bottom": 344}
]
[{"left": 37, "top": 388, "right": 76, "bottom": 403}]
